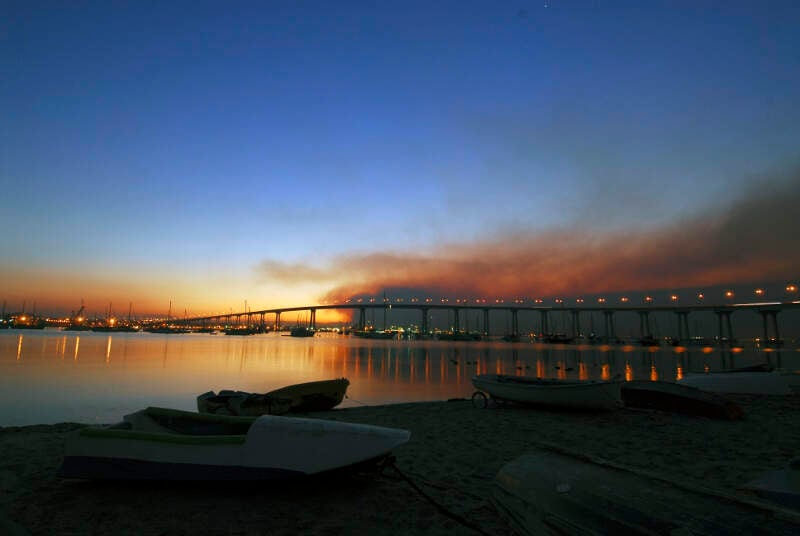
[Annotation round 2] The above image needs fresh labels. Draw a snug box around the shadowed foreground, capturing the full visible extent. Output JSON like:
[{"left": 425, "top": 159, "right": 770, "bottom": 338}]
[{"left": 2, "top": 394, "right": 800, "bottom": 535}]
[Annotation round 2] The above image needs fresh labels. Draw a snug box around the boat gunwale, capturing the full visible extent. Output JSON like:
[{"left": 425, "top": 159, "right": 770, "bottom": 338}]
[
  {"left": 475, "top": 374, "right": 623, "bottom": 389},
  {"left": 78, "top": 427, "right": 247, "bottom": 445}
]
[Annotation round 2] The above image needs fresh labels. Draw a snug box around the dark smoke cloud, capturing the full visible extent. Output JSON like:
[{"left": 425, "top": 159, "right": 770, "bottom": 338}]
[{"left": 257, "top": 168, "right": 800, "bottom": 302}]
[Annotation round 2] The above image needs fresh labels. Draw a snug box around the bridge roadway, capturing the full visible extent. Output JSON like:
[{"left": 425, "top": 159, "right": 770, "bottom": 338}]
[{"left": 165, "top": 300, "right": 800, "bottom": 343}]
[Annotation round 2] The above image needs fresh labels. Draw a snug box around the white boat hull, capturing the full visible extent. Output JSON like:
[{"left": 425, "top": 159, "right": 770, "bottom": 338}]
[
  {"left": 679, "top": 371, "right": 800, "bottom": 395},
  {"left": 60, "top": 407, "right": 410, "bottom": 480},
  {"left": 472, "top": 374, "right": 622, "bottom": 411}
]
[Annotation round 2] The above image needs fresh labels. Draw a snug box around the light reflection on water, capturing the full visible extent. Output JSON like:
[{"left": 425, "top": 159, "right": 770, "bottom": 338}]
[{"left": 1, "top": 329, "right": 798, "bottom": 426}]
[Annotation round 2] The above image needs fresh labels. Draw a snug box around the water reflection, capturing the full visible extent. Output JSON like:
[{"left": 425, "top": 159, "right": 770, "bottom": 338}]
[{"left": 0, "top": 330, "right": 799, "bottom": 426}]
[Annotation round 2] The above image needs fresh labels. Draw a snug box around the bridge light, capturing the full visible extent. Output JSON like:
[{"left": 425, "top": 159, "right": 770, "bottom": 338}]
[
  {"left": 597, "top": 297, "right": 606, "bottom": 304},
  {"left": 786, "top": 284, "right": 798, "bottom": 294},
  {"left": 697, "top": 293, "right": 704, "bottom": 301},
  {"left": 620, "top": 297, "right": 629, "bottom": 303},
  {"left": 644, "top": 296, "right": 653, "bottom": 304},
  {"left": 724, "top": 290, "right": 734, "bottom": 299},
  {"left": 670, "top": 295, "right": 678, "bottom": 302},
  {"left": 754, "top": 288, "right": 764, "bottom": 297}
]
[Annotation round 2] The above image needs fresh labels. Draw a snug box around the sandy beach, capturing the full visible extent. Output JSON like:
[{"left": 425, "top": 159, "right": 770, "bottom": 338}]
[{"left": 2, "top": 394, "right": 800, "bottom": 535}]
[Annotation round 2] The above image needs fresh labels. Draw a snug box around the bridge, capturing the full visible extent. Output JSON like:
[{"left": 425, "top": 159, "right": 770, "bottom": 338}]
[{"left": 160, "top": 299, "right": 800, "bottom": 344}]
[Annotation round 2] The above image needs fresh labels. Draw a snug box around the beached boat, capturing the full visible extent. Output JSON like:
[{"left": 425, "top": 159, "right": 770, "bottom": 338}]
[
  {"left": 472, "top": 374, "right": 622, "bottom": 411},
  {"left": 494, "top": 451, "right": 799, "bottom": 535},
  {"left": 197, "top": 390, "right": 293, "bottom": 416},
  {"left": 621, "top": 380, "right": 744, "bottom": 420},
  {"left": 679, "top": 370, "right": 800, "bottom": 395},
  {"left": 266, "top": 378, "right": 350, "bottom": 412},
  {"left": 198, "top": 378, "right": 351, "bottom": 416},
  {"left": 59, "top": 406, "right": 410, "bottom": 481}
]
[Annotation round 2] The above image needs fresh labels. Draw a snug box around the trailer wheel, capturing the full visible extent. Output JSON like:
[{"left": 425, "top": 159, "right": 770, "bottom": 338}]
[{"left": 471, "top": 391, "right": 488, "bottom": 408}]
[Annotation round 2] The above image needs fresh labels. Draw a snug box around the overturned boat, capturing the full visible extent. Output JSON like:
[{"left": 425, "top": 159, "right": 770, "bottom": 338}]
[
  {"left": 472, "top": 374, "right": 622, "bottom": 411},
  {"left": 621, "top": 380, "right": 744, "bottom": 420},
  {"left": 59, "top": 406, "right": 410, "bottom": 481},
  {"left": 679, "top": 370, "right": 800, "bottom": 395},
  {"left": 494, "top": 451, "right": 800, "bottom": 535}
]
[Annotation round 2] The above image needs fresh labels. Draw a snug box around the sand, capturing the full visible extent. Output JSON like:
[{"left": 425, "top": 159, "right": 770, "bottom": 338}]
[{"left": 2, "top": 394, "right": 800, "bottom": 535}]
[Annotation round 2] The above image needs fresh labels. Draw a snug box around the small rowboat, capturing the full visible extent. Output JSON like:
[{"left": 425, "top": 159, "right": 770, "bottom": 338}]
[
  {"left": 472, "top": 374, "right": 623, "bottom": 411},
  {"left": 198, "top": 378, "right": 350, "bottom": 416},
  {"left": 266, "top": 378, "right": 350, "bottom": 412},
  {"left": 59, "top": 406, "right": 410, "bottom": 481}
]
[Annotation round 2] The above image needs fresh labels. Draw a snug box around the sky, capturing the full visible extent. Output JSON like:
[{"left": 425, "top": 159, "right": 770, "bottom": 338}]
[{"left": 2, "top": 1, "right": 799, "bottom": 318}]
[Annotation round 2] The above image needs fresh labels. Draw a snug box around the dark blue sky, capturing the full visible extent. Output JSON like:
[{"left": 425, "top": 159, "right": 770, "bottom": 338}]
[{"left": 2, "top": 1, "right": 799, "bottom": 314}]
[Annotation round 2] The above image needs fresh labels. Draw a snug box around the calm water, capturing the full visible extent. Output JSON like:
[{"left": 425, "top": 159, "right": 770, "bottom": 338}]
[{"left": 1, "top": 329, "right": 798, "bottom": 426}]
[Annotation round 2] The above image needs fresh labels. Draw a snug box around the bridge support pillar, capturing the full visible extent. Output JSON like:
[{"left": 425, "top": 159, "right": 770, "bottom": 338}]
[
  {"left": 571, "top": 310, "right": 581, "bottom": 339},
  {"left": 759, "top": 310, "right": 780, "bottom": 345},
  {"left": 483, "top": 308, "right": 490, "bottom": 336},
  {"left": 511, "top": 309, "right": 519, "bottom": 336},
  {"left": 603, "top": 311, "right": 616, "bottom": 342},
  {"left": 453, "top": 308, "right": 460, "bottom": 333},
  {"left": 539, "top": 310, "right": 549, "bottom": 337},
  {"left": 274, "top": 311, "right": 281, "bottom": 331},
  {"left": 310, "top": 309, "right": 316, "bottom": 329},
  {"left": 358, "top": 307, "right": 366, "bottom": 331},
  {"left": 421, "top": 307, "right": 429, "bottom": 336},
  {"left": 714, "top": 310, "right": 735, "bottom": 345},
  {"left": 675, "top": 311, "right": 690, "bottom": 343},
  {"left": 637, "top": 311, "right": 651, "bottom": 338}
]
